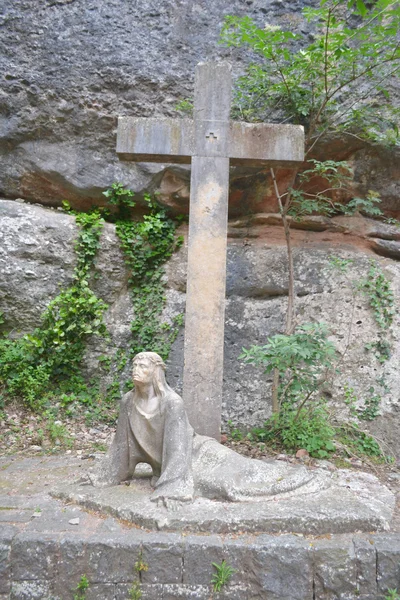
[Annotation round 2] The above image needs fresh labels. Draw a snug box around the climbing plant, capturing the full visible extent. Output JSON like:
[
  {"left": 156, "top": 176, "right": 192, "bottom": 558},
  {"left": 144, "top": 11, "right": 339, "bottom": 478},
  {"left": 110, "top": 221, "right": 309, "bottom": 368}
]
[
  {"left": 103, "top": 185, "right": 184, "bottom": 362},
  {"left": 0, "top": 208, "right": 107, "bottom": 411},
  {"left": 360, "top": 261, "right": 395, "bottom": 331}
]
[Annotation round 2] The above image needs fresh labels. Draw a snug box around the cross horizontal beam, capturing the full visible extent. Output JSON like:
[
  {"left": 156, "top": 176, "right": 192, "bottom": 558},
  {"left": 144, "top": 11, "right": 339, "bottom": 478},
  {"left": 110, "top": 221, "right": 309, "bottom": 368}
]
[
  {"left": 117, "top": 117, "right": 304, "bottom": 167},
  {"left": 116, "top": 62, "right": 305, "bottom": 440}
]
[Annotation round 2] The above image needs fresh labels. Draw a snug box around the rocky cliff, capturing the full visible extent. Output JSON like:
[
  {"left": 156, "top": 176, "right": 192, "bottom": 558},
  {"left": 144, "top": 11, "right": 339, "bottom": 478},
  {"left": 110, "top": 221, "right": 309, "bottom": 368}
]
[
  {"left": 1, "top": 198, "right": 400, "bottom": 455},
  {"left": 1, "top": 0, "right": 400, "bottom": 456},
  {"left": 1, "top": 0, "right": 399, "bottom": 216}
]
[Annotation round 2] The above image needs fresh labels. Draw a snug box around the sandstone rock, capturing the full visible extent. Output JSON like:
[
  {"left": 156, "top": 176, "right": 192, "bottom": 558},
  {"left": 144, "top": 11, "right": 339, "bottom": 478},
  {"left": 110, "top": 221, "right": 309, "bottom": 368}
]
[{"left": 370, "top": 238, "right": 400, "bottom": 260}]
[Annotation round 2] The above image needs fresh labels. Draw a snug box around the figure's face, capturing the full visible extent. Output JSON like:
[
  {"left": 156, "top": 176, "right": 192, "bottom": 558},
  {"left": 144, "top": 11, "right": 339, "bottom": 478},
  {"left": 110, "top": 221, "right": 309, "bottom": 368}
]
[{"left": 132, "top": 357, "right": 154, "bottom": 385}]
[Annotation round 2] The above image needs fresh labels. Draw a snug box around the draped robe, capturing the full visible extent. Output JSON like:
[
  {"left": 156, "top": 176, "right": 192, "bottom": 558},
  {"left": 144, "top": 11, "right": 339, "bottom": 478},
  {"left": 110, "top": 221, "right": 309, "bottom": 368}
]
[{"left": 90, "top": 389, "right": 317, "bottom": 502}]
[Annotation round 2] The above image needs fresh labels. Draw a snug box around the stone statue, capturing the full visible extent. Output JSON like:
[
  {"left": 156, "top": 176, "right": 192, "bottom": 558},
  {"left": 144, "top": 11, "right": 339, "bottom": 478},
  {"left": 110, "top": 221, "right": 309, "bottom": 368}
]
[{"left": 90, "top": 352, "right": 318, "bottom": 503}]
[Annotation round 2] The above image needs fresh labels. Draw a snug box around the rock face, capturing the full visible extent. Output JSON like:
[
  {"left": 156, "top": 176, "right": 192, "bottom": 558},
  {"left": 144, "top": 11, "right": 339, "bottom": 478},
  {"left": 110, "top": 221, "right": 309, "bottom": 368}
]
[
  {"left": 1, "top": 198, "right": 400, "bottom": 456},
  {"left": 1, "top": 0, "right": 399, "bottom": 216}
]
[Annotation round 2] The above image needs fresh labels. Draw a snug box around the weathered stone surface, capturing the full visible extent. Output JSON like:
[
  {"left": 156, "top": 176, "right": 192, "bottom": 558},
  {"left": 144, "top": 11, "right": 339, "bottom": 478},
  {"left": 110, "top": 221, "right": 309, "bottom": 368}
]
[
  {"left": 1, "top": 452, "right": 400, "bottom": 600},
  {"left": 375, "top": 534, "right": 400, "bottom": 595},
  {"left": 313, "top": 538, "right": 357, "bottom": 599},
  {"left": 1, "top": 0, "right": 398, "bottom": 217},
  {"left": 183, "top": 153, "right": 230, "bottom": 438},
  {"left": 252, "top": 535, "right": 313, "bottom": 600},
  {"left": 161, "top": 585, "right": 209, "bottom": 600},
  {"left": 10, "top": 580, "right": 53, "bottom": 600},
  {"left": 85, "top": 534, "right": 142, "bottom": 584},
  {"left": 141, "top": 533, "right": 183, "bottom": 584},
  {"left": 11, "top": 533, "right": 58, "bottom": 581},
  {"left": 117, "top": 118, "right": 304, "bottom": 167},
  {"left": 352, "top": 145, "right": 400, "bottom": 216},
  {"left": 354, "top": 538, "right": 378, "bottom": 599},
  {"left": 3, "top": 199, "right": 400, "bottom": 454},
  {"left": 183, "top": 536, "right": 224, "bottom": 585},
  {"left": 55, "top": 537, "right": 87, "bottom": 596},
  {"left": 370, "top": 238, "right": 400, "bottom": 260},
  {"left": 0, "top": 526, "right": 16, "bottom": 595},
  {"left": 0, "top": 199, "right": 130, "bottom": 335},
  {"left": 149, "top": 61, "right": 302, "bottom": 439},
  {"left": 83, "top": 584, "right": 115, "bottom": 600},
  {"left": 54, "top": 465, "right": 395, "bottom": 535}
]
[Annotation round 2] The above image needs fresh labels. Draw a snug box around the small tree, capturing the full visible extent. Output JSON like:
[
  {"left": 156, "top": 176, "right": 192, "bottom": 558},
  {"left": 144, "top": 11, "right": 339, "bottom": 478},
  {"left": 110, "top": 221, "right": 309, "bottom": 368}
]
[{"left": 221, "top": 0, "right": 400, "bottom": 414}]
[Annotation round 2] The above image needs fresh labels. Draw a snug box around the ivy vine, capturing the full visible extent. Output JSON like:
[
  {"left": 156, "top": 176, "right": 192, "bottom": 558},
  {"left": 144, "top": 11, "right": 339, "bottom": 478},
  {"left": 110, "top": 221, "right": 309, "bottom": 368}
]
[
  {"left": 0, "top": 208, "right": 107, "bottom": 410},
  {"left": 103, "top": 185, "right": 184, "bottom": 361},
  {"left": 360, "top": 261, "right": 395, "bottom": 331},
  {"left": 0, "top": 186, "right": 184, "bottom": 415}
]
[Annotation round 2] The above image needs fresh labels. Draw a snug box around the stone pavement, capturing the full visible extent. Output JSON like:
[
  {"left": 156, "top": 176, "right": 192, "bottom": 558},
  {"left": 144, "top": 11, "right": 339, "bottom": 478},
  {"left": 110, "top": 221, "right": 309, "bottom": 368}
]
[{"left": 1, "top": 453, "right": 400, "bottom": 599}]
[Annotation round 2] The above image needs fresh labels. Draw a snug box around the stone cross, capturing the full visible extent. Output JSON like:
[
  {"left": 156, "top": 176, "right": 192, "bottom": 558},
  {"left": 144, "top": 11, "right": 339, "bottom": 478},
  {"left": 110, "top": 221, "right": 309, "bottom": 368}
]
[{"left": 116, "top": 62, "right": 304, "bottom": 440}]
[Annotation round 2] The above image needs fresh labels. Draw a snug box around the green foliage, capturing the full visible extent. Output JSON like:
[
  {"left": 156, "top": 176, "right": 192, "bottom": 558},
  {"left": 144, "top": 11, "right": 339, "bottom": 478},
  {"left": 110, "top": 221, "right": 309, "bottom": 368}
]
[
  {"left": 342, "top": 190, "right": 383, "bottom": 217},
  {"left": 211, "top": 560, "right": 236, "bottom": 593},
  {"left": 288, "top": 161, "right": 384, "bottom": 221},
  {"left": 360, "top": 262, "right": 395, "bottom": 330},
  {"left": 338, "top": 423, "right": 383, "bottom": 458},
  {"left": 224, "top": 1, "right": 398, "bottom": 462},
  {"left": 385, "top": 589, "right": 400, "bottom": 600},
  {"left": 128, "top": 582, "right": 142, "bottom": 600},
  {"left": 227, "top": 420, "right": 243, "bottom": 441},
  {"left": 343, "top": 383, "right": 358, "bottom": 417},
  {"left": 328, "top": 256, "right": 354, "bottom": 274},
  {"left": 134, "top": 551, "right": 149, "bottom": 574},
  {"left": 358, "top": 387, "right": 381, "bottom": 421},
  {"left": 73, "top": 210, "right": 106, "bottom": 276},
  {"left": 73, "top": 575, "right": 89, "bottom": 600},
  {"left": 110, "top": 189, "right": 183, "bottom": 359},
  {"left": 241, "top": 322, "right": 336, "bottom": 409},
  {"left": 102, "top": 182, "right": 136, "bottom": 220},
  {"left": 365, "top": 338, "right": 391, "bottom": 363},
  {"left": 128, "top": 551, "right": 148, "bottom": 600},
  {"left": 252, "top": 405, "right": 336, "bottom": 458},
  {"left": 220, "top": 2, "right": 400, "bottom": 144},
  {"left": 175, "top": 99, "right": 194, "bottom": 116},
  {"left": 288, "top": 159, "right": 355, "bottom": 219},
  {"left": 0, "top": 210, "right": 108, "bottom": 411},
  {"left": 241, "top": 323, "right": 337, "bottom": 457},
  {"left": 45, "top": 419, "right": 73, "bottom": 448}
]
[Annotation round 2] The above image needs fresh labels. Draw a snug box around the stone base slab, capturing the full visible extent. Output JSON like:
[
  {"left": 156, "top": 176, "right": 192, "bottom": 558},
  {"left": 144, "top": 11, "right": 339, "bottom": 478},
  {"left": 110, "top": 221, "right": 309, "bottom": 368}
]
[{"left": 53, "top": 462, "right": 395, "bottom": 535}]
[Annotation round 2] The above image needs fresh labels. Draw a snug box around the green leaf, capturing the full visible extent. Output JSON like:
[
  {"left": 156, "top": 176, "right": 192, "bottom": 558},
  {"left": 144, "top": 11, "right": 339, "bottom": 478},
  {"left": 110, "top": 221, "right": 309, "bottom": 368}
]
[{"left": 356, "top": 0, "right": 367, "bottom": 17}]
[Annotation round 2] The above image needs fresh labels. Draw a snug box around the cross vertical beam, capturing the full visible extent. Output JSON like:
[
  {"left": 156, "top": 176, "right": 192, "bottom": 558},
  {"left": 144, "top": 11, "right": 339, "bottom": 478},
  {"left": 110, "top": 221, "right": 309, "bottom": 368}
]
[
  {"left": 183, "top": 63, "right": 232, "bottom": 440},
  {"left": 116, "top": 61, "right": 305, "bottom": 441}
]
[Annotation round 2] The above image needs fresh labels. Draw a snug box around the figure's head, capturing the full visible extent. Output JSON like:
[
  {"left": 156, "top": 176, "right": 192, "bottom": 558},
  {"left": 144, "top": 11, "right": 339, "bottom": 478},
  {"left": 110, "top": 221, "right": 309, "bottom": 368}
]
[{"left": 132, "top": 352, "right": 168, "bottom": 396}]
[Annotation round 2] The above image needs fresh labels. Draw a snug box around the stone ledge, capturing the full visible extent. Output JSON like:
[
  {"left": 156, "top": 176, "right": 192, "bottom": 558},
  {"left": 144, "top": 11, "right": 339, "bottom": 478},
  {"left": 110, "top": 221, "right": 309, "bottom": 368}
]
[{"left": 2, "top": 528, "right": 400, "bottom": 599}]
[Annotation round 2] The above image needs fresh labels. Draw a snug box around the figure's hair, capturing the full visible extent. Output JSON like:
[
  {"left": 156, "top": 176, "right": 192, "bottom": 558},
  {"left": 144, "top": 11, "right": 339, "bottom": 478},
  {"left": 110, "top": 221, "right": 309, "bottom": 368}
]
[{"left": 132, "top": 351, "right": 174, "bottom": 399}]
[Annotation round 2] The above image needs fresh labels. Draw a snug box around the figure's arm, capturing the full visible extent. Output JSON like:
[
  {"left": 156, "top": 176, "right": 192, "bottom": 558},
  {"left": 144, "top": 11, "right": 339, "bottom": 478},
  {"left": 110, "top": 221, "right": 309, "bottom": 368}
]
[
  {"left": 150, "top": 393, "right": 195, "bottom": 503},
  {"left": 88, "top": 391, "right": 137, "bottom": 487}
]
